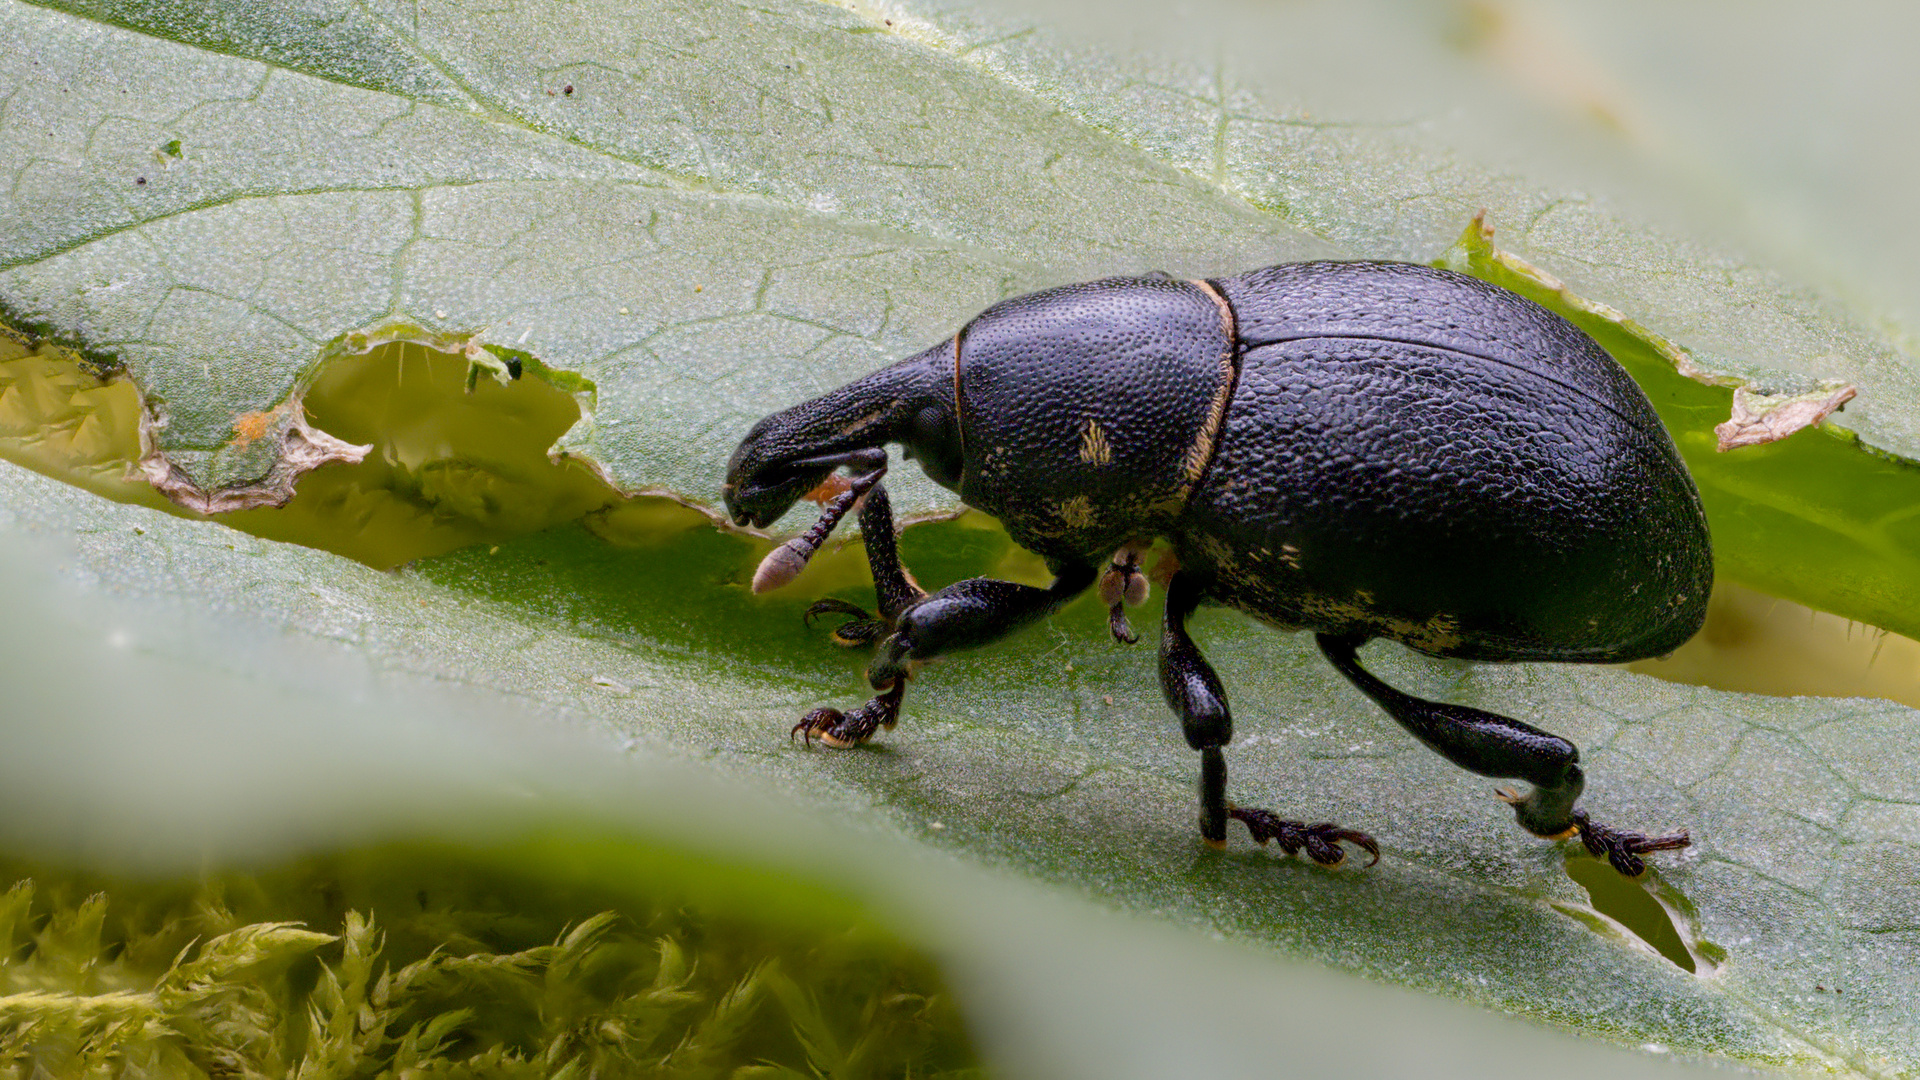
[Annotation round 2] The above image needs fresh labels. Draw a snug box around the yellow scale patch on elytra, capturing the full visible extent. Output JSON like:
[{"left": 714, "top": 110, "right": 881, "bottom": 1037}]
[
  {"left": 1057, "top": 494, "right": 1097, "bottom": 530},
  {"left": 1297, "top": 592, "right": 1465, "bottom": 654},
  {"left": 1078, "top": 416, "right": 1113, "bottom": 466}
]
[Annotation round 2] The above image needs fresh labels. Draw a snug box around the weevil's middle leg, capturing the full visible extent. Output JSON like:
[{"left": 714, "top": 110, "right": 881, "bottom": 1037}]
[
  {"left": 1316, "top": 633, "right": 1689, "bottom": 876},
  {"left": 1160, "top": 572, "right": 1378, "bottom": 865},
  {"left": 1099, "top": 543, "right": 1152, "bottom": 644},
  {"left": 798, "top": 559, "right": 1096, "bottom": 749}
]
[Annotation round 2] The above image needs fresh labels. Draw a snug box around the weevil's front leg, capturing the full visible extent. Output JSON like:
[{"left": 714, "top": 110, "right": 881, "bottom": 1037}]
[
  {"left": 804, "top": 482, "right": 926, "bottom": 647},
  {"left": 1316, "top": 634, "right": 1689, "bottom": 876},
  {"left": 794, "top": 561, "right": 1097, "bottom": 748},
  {"left": 1160, "top": 573, "right": 1378, "bottom": 865},
  {"left": 792, "top": 680, "right": 905, "bottom": 747},
  {"left": 751, "top": 448, "right": 888, "bottom": 594}
]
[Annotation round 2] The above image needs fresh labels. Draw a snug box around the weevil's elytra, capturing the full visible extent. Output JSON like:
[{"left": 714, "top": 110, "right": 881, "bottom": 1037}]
[{"left": 724, "top": 260, "right": 1709, "bottom": 878}]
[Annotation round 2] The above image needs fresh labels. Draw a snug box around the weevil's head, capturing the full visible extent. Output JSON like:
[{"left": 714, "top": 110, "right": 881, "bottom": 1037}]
[
  {"left": 723, "top": 344, "right": 961, "bottom": 529},
  {"left": 723, "top": 413, "right": 839, "bottom": 529}
]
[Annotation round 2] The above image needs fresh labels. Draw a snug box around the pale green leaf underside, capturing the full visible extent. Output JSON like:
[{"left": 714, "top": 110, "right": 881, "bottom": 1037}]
[
  {"left": 6, "top": 0, "right": 1917, "bottom": 509},
  {"left": 0, "top": 0, "right": 1327, "bottom": 513}
]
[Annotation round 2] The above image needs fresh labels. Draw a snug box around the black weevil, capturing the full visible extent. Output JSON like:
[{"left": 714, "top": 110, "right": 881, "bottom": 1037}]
[{"left": 724, "top": 261, "right": 1708, "bottom": 876}]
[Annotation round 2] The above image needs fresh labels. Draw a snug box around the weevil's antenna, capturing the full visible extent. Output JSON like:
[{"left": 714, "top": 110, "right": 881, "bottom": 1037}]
[{"left": 751, "top": 463, "right": 888, "bottom": 593}]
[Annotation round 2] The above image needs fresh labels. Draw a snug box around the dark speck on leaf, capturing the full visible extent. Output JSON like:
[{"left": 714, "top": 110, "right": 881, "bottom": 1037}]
[
  {"left": 563, "top": 84, "right": 574, "bottom": 96},
  {"left": 134, "top": 176, "right": 146, "bottom": 185}
]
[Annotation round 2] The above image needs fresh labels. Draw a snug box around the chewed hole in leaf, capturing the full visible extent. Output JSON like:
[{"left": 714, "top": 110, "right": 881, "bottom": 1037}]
[
  {"left": 268, "top": 335, "right": 628, "bottom": 568},
  {"left": 1631, "top": 581, "right": 1920, "bottom": 709},
  {"left": 1560, "top": 855, "right": 1707, "bottom": 975},
  {"left": 0, "top": 325, "right": 715, "bottom": 569}
]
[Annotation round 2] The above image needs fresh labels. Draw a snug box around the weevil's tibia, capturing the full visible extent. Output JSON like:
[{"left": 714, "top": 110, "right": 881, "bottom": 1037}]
[
  {"left": 751, "top": 448, "right": 888, "bottom": 594},
  {"left": 802, "top": 483, "right": 928, "bottom": 647},
  {"left": 1161, "top": 572, "right": 1377, "bottom": 865},
  {"left": 1318, "top": 634, "right": 1690, "bottom": 876},
  {"left": 860, "top": 482, "right": 927, "bottom": 621}
]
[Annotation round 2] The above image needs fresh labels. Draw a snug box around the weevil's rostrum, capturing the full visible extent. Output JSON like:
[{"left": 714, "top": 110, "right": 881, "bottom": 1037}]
[{"left": 725, "top": 261, "right": 1709, "bottom": 877}]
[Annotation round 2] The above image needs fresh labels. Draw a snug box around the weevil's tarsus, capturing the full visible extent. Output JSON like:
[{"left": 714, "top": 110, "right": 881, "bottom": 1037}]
[
  {"left": 1571, "top": 809, "right": 1691, "bottom": 877},
  {"left": 806, "top": 598, "right": 888, "bottom": 647},
  {"left": 1324, "top": 634, "right": 1685, "bottom": 876},
  {"left": 1163, "top": 573, "right": 1376, "bottom": 863},
  {"left": 792, "top": 680, "right": 905, "bottom": 748},
  {"left": 1229, "top": 807, "right": 1381, "bottom": 867}
]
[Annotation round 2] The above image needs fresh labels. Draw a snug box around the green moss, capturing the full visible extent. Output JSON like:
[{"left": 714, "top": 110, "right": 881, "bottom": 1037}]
[{"left": 0, "top": 841, "right": 982, "bottom": 1079}]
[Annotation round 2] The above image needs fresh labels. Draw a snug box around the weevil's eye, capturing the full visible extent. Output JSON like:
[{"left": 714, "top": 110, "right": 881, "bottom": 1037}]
[{"left": 905, "top": 404, "right": 962, "bottom": 489}]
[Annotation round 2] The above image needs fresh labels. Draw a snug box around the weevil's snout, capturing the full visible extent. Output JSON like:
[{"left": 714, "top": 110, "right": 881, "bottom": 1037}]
[
  {"left": 724, "top": 424, "right": 832, "bottom": 529},
  {"left": 725, "top": 497, "right": 754, "bottom": 529},
  {"left": 723, "top": 467, "right": 817, "bottom": 530},
  {"left": 726, "top": 353, "right": 945, "bottom": 527}
]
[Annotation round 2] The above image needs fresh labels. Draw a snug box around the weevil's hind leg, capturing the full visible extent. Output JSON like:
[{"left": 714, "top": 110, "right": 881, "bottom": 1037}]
[
  {"left": 803, "top": 482, "right": 927, "bottom": 647},
  {"left": 1315, "top": 634, "right": 1689, "bottom": 876},
  {"left": 797, "top": 559, "right": 1098, "bottom": 749},
  {"left": 1159, "top": 573, "right": 1378, "bottom": 866}
]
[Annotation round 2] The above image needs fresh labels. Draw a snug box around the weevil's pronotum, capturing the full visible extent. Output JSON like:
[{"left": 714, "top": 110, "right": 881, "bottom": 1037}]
[{"left": 724, "top": 261, "right": 1707, "bottom": 876}]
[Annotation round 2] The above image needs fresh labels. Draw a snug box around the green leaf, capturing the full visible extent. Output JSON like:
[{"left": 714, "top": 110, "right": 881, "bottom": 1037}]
[
  {"left": 0, "top": 0, "right": 1327, "bottom": 520},
  {"left": 6, "top": 0, "right": 1920, "bottom": 1076},
  {"left": 8, "top": 0, "right": 1920, "bottom": 635}
]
